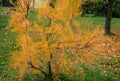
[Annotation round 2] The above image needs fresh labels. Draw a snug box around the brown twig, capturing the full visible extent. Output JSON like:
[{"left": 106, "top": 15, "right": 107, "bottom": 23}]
[{"left": 28, "top": 61, "right": 47, "bottom": 76}]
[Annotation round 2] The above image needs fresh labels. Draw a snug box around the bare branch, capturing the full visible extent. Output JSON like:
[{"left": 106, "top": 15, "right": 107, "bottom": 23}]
[{"left": 28, "top": 61, "right": 47, "bottom": 76}]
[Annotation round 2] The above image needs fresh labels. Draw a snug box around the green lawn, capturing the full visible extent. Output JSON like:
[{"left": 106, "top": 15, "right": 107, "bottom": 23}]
[
  {"left": 0, "top": 14, "right": 16, "bottom": 80},
  {"left": 0, "top": 10, "right": 120, "bottom": 80},
  {"left": 0, "top": 15, "right": 9, "bottom": 27},
  {"left": 76, "top": 16, "right": 120, "bottom": 32}
]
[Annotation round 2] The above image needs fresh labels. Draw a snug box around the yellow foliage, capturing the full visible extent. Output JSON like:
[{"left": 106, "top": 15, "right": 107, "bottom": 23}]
[{"left": 7, "top": 0, "right": 119, "bottom": 80}]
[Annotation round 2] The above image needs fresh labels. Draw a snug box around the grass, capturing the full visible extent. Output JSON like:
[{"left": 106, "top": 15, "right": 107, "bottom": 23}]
[
  {"left": 76, "top": 16, "right": 120, "bottom": 32},
  {"left": 0, "top": 15, "right": 9, "bottom": 27},
  {"left": 0, "top": 8, "right": 120, "bottom": 80},
  {"left": 0, "top": 14, "right": 16, "bottom": 80}
]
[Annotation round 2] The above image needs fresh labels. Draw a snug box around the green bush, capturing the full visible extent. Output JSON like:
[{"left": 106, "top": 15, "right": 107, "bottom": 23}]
[
  {"left": 113, "top": 1, "right": 120, "bottom": 18},
  {"left": 81, "top": 1, "right": 120, "bottom": 18}
]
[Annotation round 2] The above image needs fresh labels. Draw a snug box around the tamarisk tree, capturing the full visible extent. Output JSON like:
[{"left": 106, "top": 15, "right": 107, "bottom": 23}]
[{"left": 7, "top": 0, "right": 114, "bottom": 80}]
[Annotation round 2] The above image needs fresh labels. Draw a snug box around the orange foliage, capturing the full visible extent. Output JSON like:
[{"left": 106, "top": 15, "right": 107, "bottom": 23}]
[{"left": 7, "top": 0, "right": 120, "bottom": 80}]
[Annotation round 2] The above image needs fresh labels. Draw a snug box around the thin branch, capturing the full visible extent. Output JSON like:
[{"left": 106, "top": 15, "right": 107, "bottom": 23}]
[
  {"left": 28, "top": 61, "right": 47, "bottom": 76},
  {"left": 17, "top": 0, "right": 25, "bottom": 12},
  {"left": 57, "top": 35, "right": 97, "bottom": 49}
]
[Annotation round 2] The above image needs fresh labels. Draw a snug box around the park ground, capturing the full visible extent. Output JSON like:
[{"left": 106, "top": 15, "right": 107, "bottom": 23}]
[{"left": 0, "top": 7, "right": 120, "bottom": 81}]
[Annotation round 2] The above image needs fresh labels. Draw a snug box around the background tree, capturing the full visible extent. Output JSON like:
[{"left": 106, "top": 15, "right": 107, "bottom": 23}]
[
  {"left": 81, "top": 0, "right": 120, "bottom": 17},
  {"left": 104, "top": 0, "right": 116, "bottom": 35},
  {"left": 82, "top": 0, "right": 118, "bottom": 35}
]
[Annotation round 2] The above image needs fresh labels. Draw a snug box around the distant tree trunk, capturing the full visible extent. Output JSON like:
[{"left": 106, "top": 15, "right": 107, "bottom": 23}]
[{"left": 105, "top": 0, "right": 114, "bottom": 35}]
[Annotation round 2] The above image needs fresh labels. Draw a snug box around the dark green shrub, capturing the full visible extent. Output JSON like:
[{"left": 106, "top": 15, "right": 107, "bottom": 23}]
[
  {"left": 1, "top": 0, "right": 16, "bottom": 7},
  {"left": 81, "top": 1, "right": 120, "bottom": 18},
  {"left": 81, "top": 1, "right": 98, "bottom": 15},
  {"left": 113, "top": 1, "right": 120, "bottom": 18}
]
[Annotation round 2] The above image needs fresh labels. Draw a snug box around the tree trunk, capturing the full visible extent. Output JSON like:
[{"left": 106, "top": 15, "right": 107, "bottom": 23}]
[
  {"left": 105, "top": 0, "right": 113, "bottom": 34},
  {"left": 48, "top": 61, "right": 53, "bottom": 79}
]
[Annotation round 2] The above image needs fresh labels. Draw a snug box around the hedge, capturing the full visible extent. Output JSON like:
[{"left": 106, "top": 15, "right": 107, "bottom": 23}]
[{"left": 81, "top": 1, "right": 120, "bottom": 18}]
